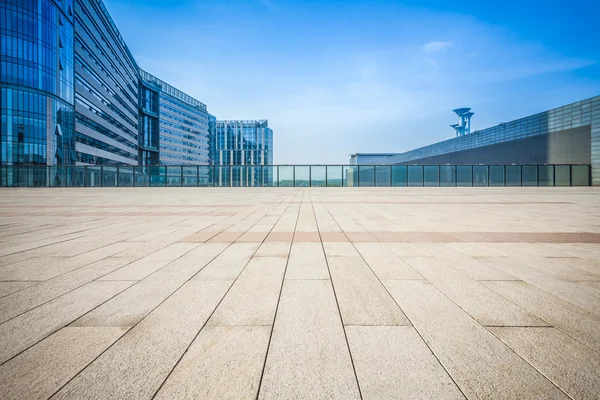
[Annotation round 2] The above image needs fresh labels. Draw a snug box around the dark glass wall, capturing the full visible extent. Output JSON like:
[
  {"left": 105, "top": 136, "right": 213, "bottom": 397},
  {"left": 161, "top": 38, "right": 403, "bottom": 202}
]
[
  {"left": 0, "top": 0, "right": 76, "bottom": 168},
  {"left": 73, "top": 0, "right": 138, "bottom": 165}
]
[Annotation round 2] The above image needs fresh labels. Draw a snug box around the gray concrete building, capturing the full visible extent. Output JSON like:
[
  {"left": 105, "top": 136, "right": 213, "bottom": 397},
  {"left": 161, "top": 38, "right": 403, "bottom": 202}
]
[{"left": 351, "top": 96, "right": 600, "bottom": 185}]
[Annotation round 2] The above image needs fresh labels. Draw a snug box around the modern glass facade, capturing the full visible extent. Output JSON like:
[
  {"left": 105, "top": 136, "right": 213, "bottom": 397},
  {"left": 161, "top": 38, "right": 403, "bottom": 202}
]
[
  {"left": 1, "top": 0, "right": 76, "bottom": 178},
  {"left": 73, "top": 0, "right": 139, "bottom": 165},
  {"left": 212, "top": 120, "right": 273, "bottom": 186},
  {"left": 351, "top": 96, "right": 600, "bottom": 184},
  {"left": 139, "top": 69, "right": 210, "bottom": 166}
]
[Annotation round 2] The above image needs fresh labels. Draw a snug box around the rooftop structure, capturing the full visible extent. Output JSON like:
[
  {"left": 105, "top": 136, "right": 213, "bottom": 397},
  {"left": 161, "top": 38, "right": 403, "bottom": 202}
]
[{"left": 451, "top": 107, "right": 475, "bottom": 137}]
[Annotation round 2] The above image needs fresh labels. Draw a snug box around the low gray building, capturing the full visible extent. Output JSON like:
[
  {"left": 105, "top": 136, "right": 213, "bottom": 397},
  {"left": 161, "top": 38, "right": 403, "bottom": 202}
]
[{"left": 351, "top": 96, "right": 600, "bottom": 184}]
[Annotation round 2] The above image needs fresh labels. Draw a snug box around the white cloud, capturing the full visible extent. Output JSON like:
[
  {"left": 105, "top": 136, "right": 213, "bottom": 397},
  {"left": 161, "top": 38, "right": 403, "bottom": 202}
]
[{"left": 423, "top": 41, "right": 453, "bottom": 52}]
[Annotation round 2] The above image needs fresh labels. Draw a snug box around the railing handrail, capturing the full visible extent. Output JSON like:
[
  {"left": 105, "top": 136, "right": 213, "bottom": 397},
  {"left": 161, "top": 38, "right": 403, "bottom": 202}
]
[{"left": 0, "top": 164, "right": 592, "bottom": 187}]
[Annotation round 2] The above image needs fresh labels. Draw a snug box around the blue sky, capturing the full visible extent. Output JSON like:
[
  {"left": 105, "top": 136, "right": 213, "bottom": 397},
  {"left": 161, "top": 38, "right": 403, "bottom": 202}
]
[{"left": 104, "top": 0, "right": 600, "bottom": 164}]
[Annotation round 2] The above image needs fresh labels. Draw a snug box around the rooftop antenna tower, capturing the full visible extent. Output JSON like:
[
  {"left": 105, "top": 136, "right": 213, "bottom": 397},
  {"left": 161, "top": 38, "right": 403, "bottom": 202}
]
[{"left": 451, "top": 108, "right": 474, "bottom": 137}]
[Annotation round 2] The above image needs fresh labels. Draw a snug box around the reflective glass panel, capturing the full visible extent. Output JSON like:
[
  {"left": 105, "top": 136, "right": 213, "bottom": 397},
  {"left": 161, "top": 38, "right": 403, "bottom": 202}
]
[
  {"left": 133, "top": 166, "right": 149, "bottom": 187},
  {"left": 29, "top": 166, "right": 48, "bottom": 187},
  {"left": 358, "top": 166, "right": 375, "bottom": 187},
  {"left": 214, "top": 166, "right": 230, "bottom": 187},
  {"left": 231, "top": 166, "right": 245, "bottom": 187},
  {"left": 182, "top": 166, "right": 198, "bottom": 187},
  {"left": 572, "top": 165, "right": 590, "bottom": 186},
  {"left": 538, "top": 166, "right": 553, "bottom": 186},
  {"left": 166, "top": 166, "right": 182, "bottom": 187},
  {"left": 457, "top": 166, "right": 472, "bottom": 186},
  {"left": 555, "top": 166, "right": 570, "bottom": 186},
  {"left": 326, "top": 166, "right": 343, "bottom": 187},
  {"left": 86, "top": 166, "right": 102, "bottom": 187},
  {"left": 391, "top": 166, "right": 407, "bottom": 187},
  {"left": 247, "top": 166, "right": 262, "bottom": 187},
  {"left": 311, "top": 166, "right": 326, "bottom": 187},
  {"left": 149, "top": 166, "right": 165, "bottom": 187},
  {"left": 295, "top": 166, "right": 310, "bottom": 187},
  {"left": 102, "top": 166, "right": 118, "bottom": 187},
  {"left": 49, "top": 167, "right": 67, "bottom": 187},
  {"left": 279, "top": 166, "right": 293, "bottom": 187},
  {"left": 198, "top": 166, "right": 212, "bottom": 187},
  {"left": 522, "top": 166, "right": 537, "bottom": 186},
  {"left": 505, "top": 166, "right": 521, "bottom": 186},
  {"left": 0, "top": 167, "right": 6, "bottom": 187},
  {"left": 473, "top": 166, "right": 488, "bottom": 186},
  {"left": 343, "top": 166, "right": 358, "bottom": 187},
  {"left": 424, "top": 166, "right": 439, "bottom": 187},
  {"left": 263, "top": 166, "right": 277, "bottom": 187},
  {"left": 439, "top": 166, "right": 455, "bottom": 186},
  {"left": 375, "top": 166, "right": 391, "bottom": 187},
  {"left": 118, "top": 166, "right": 134, "bottom": 187},
  {"left": 408, "top": 166, "right": 424, "bottom": 187},
  {"left": 489, "top": 166, "right": 504, "bottom": 186}
]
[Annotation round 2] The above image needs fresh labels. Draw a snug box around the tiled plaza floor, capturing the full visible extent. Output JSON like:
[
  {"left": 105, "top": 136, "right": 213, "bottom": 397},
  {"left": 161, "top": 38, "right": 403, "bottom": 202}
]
[{"left": 0, "top": 187, "right": 599, "bottom": 399}]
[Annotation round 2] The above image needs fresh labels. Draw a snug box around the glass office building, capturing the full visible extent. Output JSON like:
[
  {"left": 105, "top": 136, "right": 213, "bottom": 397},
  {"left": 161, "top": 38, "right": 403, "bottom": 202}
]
[
  {"left": 139, "top": 70, "right": 211, "bottom": 166},
  {"left": 351, "top": 96, "right": 600, "bottom": 184},
  {"left": 73, "top": 0, "right": 139, "bottom": 165},
  {"left": 2, "top": 0, "right": 261, "bottom": 175},
  {"left": 212, "top": 120, "right": 273, "bottom": 186},
  {"left": 0, "top": 0, "right": 76, "bottom": 185}
]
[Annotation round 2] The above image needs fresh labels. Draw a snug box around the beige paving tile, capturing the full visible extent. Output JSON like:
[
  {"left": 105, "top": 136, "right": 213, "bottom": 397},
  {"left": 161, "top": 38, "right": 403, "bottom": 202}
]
[
  {"left": 0, "top": 258, "right": 135, "bottom": 324},
  {"left": 385, "top": 242, "right": 435, "bottom": 257},
  {"left": 482, "top": 280, "right": 600, "bottom": 351},
  {"left": 320, "top": 232, "right": 348, "bottom": 242},
  {"left": 403, "top": 256, "right": 548, "bottom": 326},
  {"left": 264, "top": 232, "right": 294, "bottom": 242},
  {"left": 323, "top": 241, "right": 360, "bottom": 257},
  {"left": 0, "top": 327, "right": 126, "bottom": 400},
  {"left": 286, "top": 242, "right": 329, "bottom": 280},
  {"left": 208, "top": 256, "right": 286, "bottom": 326},
  {"left": 154, "top": 326, "right": 270, "bottom": 400},
  {"left": 328, "top": 256, "right": 409, "bottom": 326},
  {"left": 346, "top": 326, "right": 465, "bottom": 399},
  {"left": 194, "top": 242, "right": 259, "bottom": 281},
  {"left": 489, "top": 327, "right": 600, "bottom": 400},
  {"left": 72, "top": 243, "right": 228, "bottom": 327},
  {"left": 237, "top": 231, "right": 269, "bottom": 242},
  {"left": 259, "top": 280, "right": 360, "bottom": 399},
  {"left": 345, "top": 231, "right": 377, "bottom": 242},
  {"left": 293, "top": 231, "right": 321, "bottom": 242},
  {"left": 98, "top": 243, "right": 198, "bottom": 280},
  {"left": 53, "top": 280, "right": 231, "bottom": 400},
  {"left": 484, "top": 256, "right": 600, "bottom": 317},
  {"left": 355, "top": 242, "right": 424, "bottom": 280},
  {"left": 579, "top": 281, "right": 600, "bottom": 291},
  {"left": 385, "top": 280, "right": 568, "bottom": 399},
  {"left": 0, "top": 281, "right": 133, "bottom": 364},
  {"left": 255, "top": 241, "right": 291, "bottom": 257},
  {"left": 0, "top": 281, "right": 37, "bottom": 298},
  {"left": 430, "top": 245, "right": 518, "bottom": 281},
  {"left": 0, "top": 242, "right": 134, "bottom": 281}
]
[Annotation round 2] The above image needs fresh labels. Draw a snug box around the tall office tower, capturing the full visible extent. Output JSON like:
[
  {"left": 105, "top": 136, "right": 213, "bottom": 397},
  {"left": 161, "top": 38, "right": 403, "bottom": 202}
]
[
  {"left": 0, "top": 0, "right": 76, "bottom": 181},
  {"left": 212, "top": 120, "right": 273, "bottom": 186},
  {"left": 139, "top": 70, "right": 210, "bottom": 166},
  {"left": 73, "top": 0, "right": 139, "bottom": 165}
]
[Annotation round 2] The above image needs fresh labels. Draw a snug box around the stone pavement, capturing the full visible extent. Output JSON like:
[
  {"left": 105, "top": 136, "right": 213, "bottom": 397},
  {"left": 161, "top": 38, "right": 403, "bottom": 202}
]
[{"left": 0, "top": 187, "right": 599, "bottom": 399}]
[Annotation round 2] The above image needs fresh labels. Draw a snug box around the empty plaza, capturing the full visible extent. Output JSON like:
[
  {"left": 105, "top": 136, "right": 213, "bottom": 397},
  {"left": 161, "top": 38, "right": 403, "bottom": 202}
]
[{"left": 0, "top": 187, "right": 599, "bottom": 399}]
